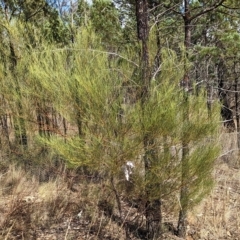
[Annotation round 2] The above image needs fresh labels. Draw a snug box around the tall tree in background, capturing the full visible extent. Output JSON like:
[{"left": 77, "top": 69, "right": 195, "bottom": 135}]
[
  {"left": 162, "top": 1, "right": 236, "bottom": 236},
  {"left": 90, "top": 0, "right": 123, "bottom": 48}
]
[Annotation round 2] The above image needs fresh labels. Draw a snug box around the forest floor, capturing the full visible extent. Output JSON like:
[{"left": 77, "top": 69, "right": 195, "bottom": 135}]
[
  {"left": 0, "top": 134, "right": 240, "bottom": 239},
  {"left": 187, "top": 160, "right": 240, "bottom": 240},
  {"left": 0, "top": 159, "right": 239, "bottom": 240}
]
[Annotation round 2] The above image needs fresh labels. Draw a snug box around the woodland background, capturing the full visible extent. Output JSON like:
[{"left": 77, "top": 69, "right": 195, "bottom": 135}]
[{"left": 0, "top": 0, "right": 239, "bottom": 239}]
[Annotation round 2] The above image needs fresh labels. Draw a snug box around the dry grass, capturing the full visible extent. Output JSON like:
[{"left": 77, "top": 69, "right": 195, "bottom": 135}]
[
  {"left": 0, "top": 165, "right": 129, "bottom": 240},
  {"left": 187, "top": 160, "right": 240, "bottom": 240},
  {"left": 0, "top": 132, "right": 240, "bottom": 239},
  {"left": 186, "top": 132, "right": 240, "bottom": 240}
]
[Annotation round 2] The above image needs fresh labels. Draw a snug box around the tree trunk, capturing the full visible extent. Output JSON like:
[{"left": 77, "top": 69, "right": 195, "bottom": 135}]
[
  {"left": 182, "top": 21, "right": 191, "bottom": 90},
  {"left": 177, "top": 127, "right": 190, "bottom": 237},
  {"left": 177, "top": 1, "right": 191, "bottom": 237},
  {"left": 10, "top": 42, "right": 28, "bottom": 148},
  {"left": 234, "top": 61, "right": 240, "bottom": 167},
  {"left": 217, "top": 60, "right": 235, "bottom": 132},
  {"left": 135, "top": 0, "right": 162, "bottom": 238},
  {"left": 0, "top": 114, "right": 11, "bottom": 150}
]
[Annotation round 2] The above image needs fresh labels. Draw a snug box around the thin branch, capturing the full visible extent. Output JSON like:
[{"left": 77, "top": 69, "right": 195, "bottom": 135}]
[
  {"left": 218, "top": 148, "right": 239, "bottom": 158},
  {"left": 163, "top": 3, "right": 182, "bottom": 16},
  {"left": 189, "top": 0, "right": 226, "bottom": 21},
  {"left": 221, "top": 4, "right": 240, "bottom": 10},
  {"left": 215, "top": 87, "right": 240, "bottom": 94},
  {"left": 149, "top": 2, "right": 165, "bottom": 13},
  {"left": 215, "top": 9, "right": 240, "bottom": 19},
  {"left": 33, "top": 48, "right": 139, "bottom": 67},
  {"left": 25, "top": 5, "right": 45, "bottom": 21},
  {"left": 150, "top": 3, "right": 181, "bottom": 31},
  {"left": 152, "top": 63, "right": 162, "bottom": 80}
]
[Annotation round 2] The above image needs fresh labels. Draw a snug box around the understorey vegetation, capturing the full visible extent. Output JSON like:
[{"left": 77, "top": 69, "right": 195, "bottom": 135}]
[{"left": 0, "top": 1, "right": 239, "bottom": 239}]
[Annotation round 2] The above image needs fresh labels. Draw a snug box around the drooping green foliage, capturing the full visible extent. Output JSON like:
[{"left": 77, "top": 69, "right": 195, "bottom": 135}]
[
  {"left": 0, "top": 0, "right": 235, "bottom": 238},
  {"left": 26, "top": 29, "right": 220, "bottom": 223}
]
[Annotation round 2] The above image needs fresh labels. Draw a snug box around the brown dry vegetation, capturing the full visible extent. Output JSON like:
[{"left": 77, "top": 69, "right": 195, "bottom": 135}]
[{"left": 0, "top": 132, "right": 239, "bottom": 240}]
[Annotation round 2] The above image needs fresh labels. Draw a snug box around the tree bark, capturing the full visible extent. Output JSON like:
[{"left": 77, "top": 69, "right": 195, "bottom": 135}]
[
  {"left": 234, "top": 61, "right": 240, "bottom": 166},
  {"left": 9, "top": 41, "right": 28, "bottom": 147},
  {"left": 135, "top": 0, "right": 162, "bottom": 238},
  {"left": 217, "top": 59, "right": 235, "bottom": 132},
  {"left": 182, "top": 0, "right": 191, "bottom": 91},
  {"left": 177, "top": 1, "right": 191, "bottom": 237}
]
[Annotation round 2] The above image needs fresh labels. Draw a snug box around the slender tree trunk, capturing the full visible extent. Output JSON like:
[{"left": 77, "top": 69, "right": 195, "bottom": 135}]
[
  {"left": 135, "top": 0, "right": 162, "bottom": 238},
  {"left": 76, "top": 97, "right": 83, "bottom": 137},
  {"left": 36, "top": 103, "right": 52, "bottom": 139},
  {"left": 37, "top": 103, "right": 45, "bottom": 137},
  {"left": 144, "top": 136, "right": 162, "bottom": 239},
  {"left": 217, "top": 60, "right": 235, "bottom": 131},
  {"left": 0, "top": 114, "right": 11, "bottom": 149},
  {"left": 177, "top": 95, "right": 190, "bottom": 237},
  {"left": 63, "top": 117, "right": 67, "bottom": 143},
  {"left": 234, "top": 61, "right": 240, "bottom": 166},
  {"left": 234, "top": 62, "right": 239, "bottom": 134},
  {"left": 152, "top": 6, "right": 161, "bottom": 78},
  {"left": 9, "top": 42, "right": 28, "bottom": 148},
  {"left": 182, "top": 20, "right": 191, "bottom": 90},
  {"left": 177, "top": 1, "right": 191, "bottom": 237}
]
